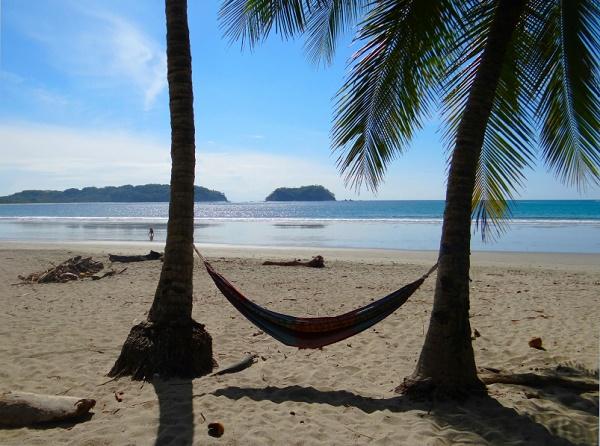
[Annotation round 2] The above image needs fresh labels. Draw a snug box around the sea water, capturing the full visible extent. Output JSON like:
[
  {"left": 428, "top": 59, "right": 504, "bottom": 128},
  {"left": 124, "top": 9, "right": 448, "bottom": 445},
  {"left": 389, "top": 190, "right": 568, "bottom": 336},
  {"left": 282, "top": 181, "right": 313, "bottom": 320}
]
[{"left": 0, "top": 200, "right": 598, "bottom": 253}]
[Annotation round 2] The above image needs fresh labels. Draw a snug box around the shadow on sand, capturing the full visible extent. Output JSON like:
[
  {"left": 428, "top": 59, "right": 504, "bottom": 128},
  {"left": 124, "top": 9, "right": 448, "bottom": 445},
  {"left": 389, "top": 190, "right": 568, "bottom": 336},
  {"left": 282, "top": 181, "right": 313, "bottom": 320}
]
[
  {"left": 153, "top": 378, "right": 194, "bottom": 446},
  {"left": 1, "top": 412, "right": 96, "bottom": 431},
  {"left": 212, "top": 385, "right": 587, "bottom": 445}
]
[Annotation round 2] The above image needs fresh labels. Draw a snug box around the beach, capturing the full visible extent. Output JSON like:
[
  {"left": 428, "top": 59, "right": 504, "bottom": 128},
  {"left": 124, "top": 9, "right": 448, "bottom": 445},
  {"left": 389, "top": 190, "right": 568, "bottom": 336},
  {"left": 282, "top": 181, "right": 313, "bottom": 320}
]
[
  {"left": 3, "top": 0, "right": 600, "bottom": 444},
  {"left": 0, "top": 242, "right": 598, "bottom": 445}
]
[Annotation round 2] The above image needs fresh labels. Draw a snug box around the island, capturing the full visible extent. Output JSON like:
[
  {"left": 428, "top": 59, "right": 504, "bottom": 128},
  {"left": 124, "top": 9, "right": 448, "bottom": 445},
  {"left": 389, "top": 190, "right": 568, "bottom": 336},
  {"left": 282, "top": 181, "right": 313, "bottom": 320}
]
[
  {"left": 0, "top": 184, "right": 228, "bottom": 203},
  {"left": 265, "top": 185, "right": 336, "bottom": 201}
]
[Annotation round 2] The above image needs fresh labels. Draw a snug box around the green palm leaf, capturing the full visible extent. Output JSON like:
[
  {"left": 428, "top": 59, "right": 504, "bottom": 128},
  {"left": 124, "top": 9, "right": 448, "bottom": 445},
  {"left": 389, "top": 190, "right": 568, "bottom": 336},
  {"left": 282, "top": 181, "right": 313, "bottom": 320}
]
[
  {"left": 529, "top": 0, "right": 600, "bottom": 188},
  {"left": 220, "top": 0, "right": 310, "bottom": 46},
  {"left": 333, "top": 0, "right": 460, "bottom": 191},
  {"left": 221, "top": 0, "right": 599, "bottom": 235},
  {"left": 304, "top": 0, "right": 367, "bottom": 65},
  {"left": 445, "top": 0, "right": 599, "bottom": 238},
  {"left": 472, "top": 3, "right": 536, "bottom": 238}
]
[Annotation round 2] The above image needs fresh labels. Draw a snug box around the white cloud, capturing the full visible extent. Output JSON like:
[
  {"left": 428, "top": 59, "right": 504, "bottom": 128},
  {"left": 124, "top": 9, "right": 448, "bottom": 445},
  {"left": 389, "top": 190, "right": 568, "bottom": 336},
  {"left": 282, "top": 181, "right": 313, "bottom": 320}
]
[
  {"left": 0, "top": 122, "right": 170, "bottom": 188},
  {"left": 1, "top": 70, "right": 72, "bottom": 109},
  {"left": 0, "top": 71, "right": 25, "bottom": 84},
  {"left": 96, "top": 13, "right": 167, "bottom": 109},
  {"left": 0, "top": 122, "right": 344, "bottom": 201},
  {"left": 30, "top": 87, "right": 72, "bottom": 108},
  {"left": 5, "top": 122, "right": 593, "bottom": 201},
  {"left": 14, "top": 7, "right": 166, "bottom": 109},
  {"left": 197, "top": 151, "right": 340, "bottom": 201}
]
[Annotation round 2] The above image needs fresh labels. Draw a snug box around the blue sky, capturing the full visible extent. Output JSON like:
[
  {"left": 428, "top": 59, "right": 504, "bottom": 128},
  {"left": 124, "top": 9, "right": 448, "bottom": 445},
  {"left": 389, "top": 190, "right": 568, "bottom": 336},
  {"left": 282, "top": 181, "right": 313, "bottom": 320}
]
[{"left": 0, "top": 0, "right": 598, "bottom": 201}]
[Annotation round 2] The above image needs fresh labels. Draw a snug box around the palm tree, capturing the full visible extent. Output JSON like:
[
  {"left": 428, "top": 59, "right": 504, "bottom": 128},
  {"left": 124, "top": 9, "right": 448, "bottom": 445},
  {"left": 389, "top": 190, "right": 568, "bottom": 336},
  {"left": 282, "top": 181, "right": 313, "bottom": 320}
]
[
  {"left": 221, "top": 0, "right": 599, "bottom": 395},
  {"left": 109, "top": 0, "right": 216, "bottom": 380}
]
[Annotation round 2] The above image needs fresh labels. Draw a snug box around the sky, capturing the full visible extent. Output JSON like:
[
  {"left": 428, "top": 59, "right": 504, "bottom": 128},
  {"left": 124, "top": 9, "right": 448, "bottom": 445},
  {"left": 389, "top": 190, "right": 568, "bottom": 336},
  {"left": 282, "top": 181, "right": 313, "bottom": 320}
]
[{"left": 0, "top": 0, "right": 598, "bottom": 201}]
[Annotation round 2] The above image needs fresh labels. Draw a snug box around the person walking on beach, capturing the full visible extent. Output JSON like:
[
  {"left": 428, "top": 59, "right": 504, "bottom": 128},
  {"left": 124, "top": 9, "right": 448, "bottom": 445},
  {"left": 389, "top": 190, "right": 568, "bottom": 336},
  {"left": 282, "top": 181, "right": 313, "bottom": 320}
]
[{"left": 148, "top": 227, "right": 154, "bottom": 241}]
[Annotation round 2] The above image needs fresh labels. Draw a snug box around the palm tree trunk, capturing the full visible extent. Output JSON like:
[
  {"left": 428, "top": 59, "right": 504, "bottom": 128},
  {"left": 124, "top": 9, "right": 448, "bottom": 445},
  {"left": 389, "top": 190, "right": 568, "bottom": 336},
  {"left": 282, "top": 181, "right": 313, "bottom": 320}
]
[
  {"left": 400, "top": 0, "right": 527, "bottom": 397},
  {"left": 109, "top": 0, "right": 216, "bottom": 380},
  {"left": 149, "top": 0, "right": 197, "bottom": 323}
]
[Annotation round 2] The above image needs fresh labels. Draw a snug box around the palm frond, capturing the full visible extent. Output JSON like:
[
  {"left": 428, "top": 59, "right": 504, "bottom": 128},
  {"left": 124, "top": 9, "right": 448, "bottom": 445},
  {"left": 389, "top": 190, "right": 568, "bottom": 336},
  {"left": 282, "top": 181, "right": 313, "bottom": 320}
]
[
  {"left": 333, "top": 0, "right": 461, "bottom": 191},
  {"left": 220, "top": 0, "right": 311, "bottom": 47},
  {"left": 528, "top": 0, "right": 600, "bottom": 188},
  {"left": 442, "top": 1, "right": 493, "bottom": 151},
  {"left": 474, "top": 5, "right": 540, "bottom": 239},
  {"left": 443, "top": 1, "right": 538, "bottom": 239},
  {"left": 304, "top": 0, "right": 368, "bottom": 66},
  {"left": 472, "top": 85, "right": 536, "bottom": 240}
]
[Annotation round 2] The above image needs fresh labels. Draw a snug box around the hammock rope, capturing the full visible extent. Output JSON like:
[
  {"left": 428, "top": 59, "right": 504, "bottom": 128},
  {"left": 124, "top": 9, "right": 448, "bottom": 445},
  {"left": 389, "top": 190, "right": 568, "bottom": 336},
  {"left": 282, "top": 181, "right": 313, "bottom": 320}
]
[{"left": 194, "top": 246, "right": 437, "bottom": 349}]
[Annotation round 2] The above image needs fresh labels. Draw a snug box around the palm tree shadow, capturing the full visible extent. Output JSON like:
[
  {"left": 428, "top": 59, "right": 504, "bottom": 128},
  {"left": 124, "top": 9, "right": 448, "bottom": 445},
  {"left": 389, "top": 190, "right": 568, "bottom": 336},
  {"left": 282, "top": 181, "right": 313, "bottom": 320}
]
[
  {"left": 523, "top": 365, "right": 599, "bottom": 416},
  {"left": 532, "top": 387, "right": 598, "bottom": 417},
  {"left": 152, "top": 378, "right": 194, "bottom": 446},
  {"left": 212, "top": 385, "right": 582, "bottom": 445}
]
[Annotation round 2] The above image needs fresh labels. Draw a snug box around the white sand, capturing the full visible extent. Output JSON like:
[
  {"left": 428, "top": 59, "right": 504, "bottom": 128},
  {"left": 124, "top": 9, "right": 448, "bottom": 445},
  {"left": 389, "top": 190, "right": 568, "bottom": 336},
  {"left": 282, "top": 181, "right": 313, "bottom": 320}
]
[{"left": 0, "top": 242, "right": 598, "bottom": 445}]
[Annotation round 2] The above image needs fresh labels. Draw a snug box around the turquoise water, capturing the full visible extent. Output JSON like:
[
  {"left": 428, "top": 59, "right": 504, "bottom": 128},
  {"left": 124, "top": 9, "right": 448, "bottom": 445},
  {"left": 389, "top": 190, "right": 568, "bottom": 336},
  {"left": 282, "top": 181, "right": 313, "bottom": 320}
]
[
  {"left": 0, "top": 200, "right": 598, "bottom": 253},
  {"left": 1, "top": 200, "right": 598, "bottom": 220}
]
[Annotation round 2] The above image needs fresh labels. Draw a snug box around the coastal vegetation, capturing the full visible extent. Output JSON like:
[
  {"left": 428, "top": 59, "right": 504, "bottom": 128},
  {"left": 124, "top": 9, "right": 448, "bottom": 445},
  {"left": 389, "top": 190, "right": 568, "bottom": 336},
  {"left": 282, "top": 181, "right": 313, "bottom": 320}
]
[
  {"left": 265, "top": 185, "right": 335, "bottom": 201},
  {"left": 0, "top": 184, "right": 227, "bottom": 204},
  {"left": 222, "top": 0, "right": 600, "bottom": 397},
  {"left": 109, "top": 0, "right": 216, "bottom": 380}
]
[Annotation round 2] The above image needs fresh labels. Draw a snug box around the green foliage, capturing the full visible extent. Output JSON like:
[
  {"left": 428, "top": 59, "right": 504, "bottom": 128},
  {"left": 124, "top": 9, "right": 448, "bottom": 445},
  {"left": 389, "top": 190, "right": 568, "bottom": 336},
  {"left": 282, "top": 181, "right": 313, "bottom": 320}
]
[
  {"left": 221, "top": 0, "right": 600, "bottom": 237},
  {"left": 442, "top": 0, "right": 600, "bottom": 238},
  {"left": 303, "top": 0, "right": 368, "bottom": 65},
  {"left": 442, "top": 0, "right": 537, "bottom": 238},
  {"left": 333, "top": 0, "right": 460, "bottom": 191},
  {"left": 0, "top": 184, "right": 228, "bottom": 203},
  {"left": 221, "top": 0, "right": 310, "bottom": 47},
  {"left": 265, "top": 185, "right": 336, "bottom": 201},
  {"left": 528, "top": 0, "right": 600, "bottom": 188}
]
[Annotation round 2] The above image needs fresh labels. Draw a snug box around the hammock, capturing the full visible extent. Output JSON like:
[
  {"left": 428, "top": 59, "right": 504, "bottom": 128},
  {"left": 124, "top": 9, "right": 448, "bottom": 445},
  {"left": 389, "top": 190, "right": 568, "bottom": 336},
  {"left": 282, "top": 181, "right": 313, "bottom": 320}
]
[{"left": 194, "top": 246, "right": 437, "bottom": 349}]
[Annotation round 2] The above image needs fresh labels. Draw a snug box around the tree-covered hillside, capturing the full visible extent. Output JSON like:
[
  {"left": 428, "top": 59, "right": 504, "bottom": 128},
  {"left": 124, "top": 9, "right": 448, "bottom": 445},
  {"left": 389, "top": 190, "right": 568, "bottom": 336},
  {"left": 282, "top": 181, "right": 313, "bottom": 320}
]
[
  {"left": 0, "top": 184, "right": 228, "bottom": 203},
  {"left": 265, "top": 185, "right": 335, "bottom": 201}
]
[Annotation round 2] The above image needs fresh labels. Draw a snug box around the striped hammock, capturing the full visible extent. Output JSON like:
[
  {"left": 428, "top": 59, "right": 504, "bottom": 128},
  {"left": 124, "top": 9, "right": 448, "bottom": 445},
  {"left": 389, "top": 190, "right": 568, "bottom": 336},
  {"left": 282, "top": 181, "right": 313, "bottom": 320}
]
[{"left": 195, "top": 247, "right": 437, "bottom": 349}]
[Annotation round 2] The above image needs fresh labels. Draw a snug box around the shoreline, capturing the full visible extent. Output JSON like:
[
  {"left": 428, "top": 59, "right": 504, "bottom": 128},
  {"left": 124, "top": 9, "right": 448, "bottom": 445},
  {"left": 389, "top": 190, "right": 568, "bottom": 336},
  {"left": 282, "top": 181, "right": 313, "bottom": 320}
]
[{"left": 2, "top": 240, "right": 599, "bottom": 271}]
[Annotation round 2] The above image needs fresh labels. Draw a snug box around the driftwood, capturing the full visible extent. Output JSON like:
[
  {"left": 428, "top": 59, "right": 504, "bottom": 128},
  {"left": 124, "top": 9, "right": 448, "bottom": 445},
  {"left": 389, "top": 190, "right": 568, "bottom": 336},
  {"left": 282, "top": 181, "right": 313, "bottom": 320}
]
[
  {"left": 479, "top": 368, "right": 598, "bottom": 392},
  {"left": 108, "top": 250, "right": 163, "bottom": 263},
  {"left": 0, "top": 392, "right": 96, "bottom": 426},
  {"left": 18, "top": 256, "right": 103, "bottom": 284},
  {"left": 91, "top": 267, "right": 128, "bottom": 281},
  {"left": 263, "top": 255, "right": 325, "bottom": 268},
  {"left": 212, "top": 354, "right": 258, "bottom": 376}
]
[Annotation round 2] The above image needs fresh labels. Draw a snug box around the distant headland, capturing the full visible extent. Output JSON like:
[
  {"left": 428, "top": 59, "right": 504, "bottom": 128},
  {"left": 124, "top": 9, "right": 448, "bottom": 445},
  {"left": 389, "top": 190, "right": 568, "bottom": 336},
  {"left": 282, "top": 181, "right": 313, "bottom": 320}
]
[
  {"left": 0, "top": 184, "right": 228, "bottom": 203},
  {"left": 265, "top": 185, "right": 336, "bottom": 201}
]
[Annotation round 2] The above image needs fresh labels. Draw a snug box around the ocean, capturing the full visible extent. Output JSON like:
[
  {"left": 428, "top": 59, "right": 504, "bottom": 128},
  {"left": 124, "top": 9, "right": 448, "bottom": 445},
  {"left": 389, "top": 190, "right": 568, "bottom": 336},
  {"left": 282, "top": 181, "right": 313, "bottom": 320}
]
[{"left": 0, "top": 200, "right": 598, "bottom": 253}]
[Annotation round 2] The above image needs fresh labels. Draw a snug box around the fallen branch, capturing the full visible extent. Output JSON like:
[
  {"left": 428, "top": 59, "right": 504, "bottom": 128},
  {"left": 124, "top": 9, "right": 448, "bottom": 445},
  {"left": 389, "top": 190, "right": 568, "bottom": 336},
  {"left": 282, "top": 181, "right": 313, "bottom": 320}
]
[
  {"left": 212, "top": 354, "right": 258, "bottom": 376},
  {"left": 263, "top": 255, "right": 324, "bottom": 268},
  {"left": 18, "top": 256, "right": 103, "bottom": 284},
  {"left": 108, "top": 250, "right": 163, "bottom": 263},
  {"left": 91, "top": 267, "right": 127, "bottom": 281},
  {"left": 479, "top": 369, "right": 598, "bottom": 392},
  {"left": 0, "top": 392, "right": 96, "bottom": 426}
]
